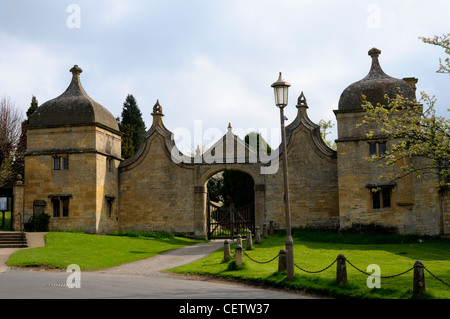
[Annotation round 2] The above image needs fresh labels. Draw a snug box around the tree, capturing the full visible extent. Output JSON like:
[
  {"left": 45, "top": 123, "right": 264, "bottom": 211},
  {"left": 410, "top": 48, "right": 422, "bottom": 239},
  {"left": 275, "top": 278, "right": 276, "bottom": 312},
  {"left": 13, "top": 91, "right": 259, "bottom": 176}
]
[
  {"left": 244, "top": 131, "right": 272, "bottom": 156},
  {"left": 360, "top": 34, "right": 450, "bottom": 189},
  {"left": 207, "top": 172, "right": 224, "bottom": 203},
  {"left": 419, "top": 33, "right": 450, "bottom": 74},
  {"left": 319, "top": 119, "right": 337, "bottom": 150},
  {"left": 26, "top": 95, "right": 39, "bottom": 119},
  {"left": 12, "top": 96, "right": 39, "bottom": 181},
  {"left": 118, "top": 94, "right": 146, "bottom": 159},
  {"left": 221, "top": 170, "right": 254, "bottom": 208},
  {"left": 0, "top": 96, "right": 24, "bottom": 187}
]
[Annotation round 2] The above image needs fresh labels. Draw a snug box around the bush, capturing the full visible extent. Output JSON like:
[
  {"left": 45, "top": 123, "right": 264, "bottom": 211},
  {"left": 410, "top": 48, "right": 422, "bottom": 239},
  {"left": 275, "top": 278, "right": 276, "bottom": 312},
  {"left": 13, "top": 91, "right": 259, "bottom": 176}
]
[{"left": 24, "top": 214, "right": 50, "bottom": 232}]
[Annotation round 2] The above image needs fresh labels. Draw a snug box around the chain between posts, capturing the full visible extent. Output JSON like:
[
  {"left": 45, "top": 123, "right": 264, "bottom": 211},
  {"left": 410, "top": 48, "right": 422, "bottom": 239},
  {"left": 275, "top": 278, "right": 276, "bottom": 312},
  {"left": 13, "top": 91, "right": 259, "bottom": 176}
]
[
  {"left": 226, "top": 242, "right": 449, "bottom": 288},
  {"left": 242, "top": 250, "right": 279, "bottom": 264},
  {"left": 344, "top": 257, "right": 414, "bottom": 279}
]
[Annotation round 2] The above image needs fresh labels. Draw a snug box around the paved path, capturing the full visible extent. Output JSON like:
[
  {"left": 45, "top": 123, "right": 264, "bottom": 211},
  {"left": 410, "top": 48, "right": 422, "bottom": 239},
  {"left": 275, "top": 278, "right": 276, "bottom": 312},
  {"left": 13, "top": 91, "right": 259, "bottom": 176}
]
[
  {"left": 0, "top": 232, "right": 47, "bottom": 273},
  {"left": 95, "top": 240, "right": 225, "bottom": 277}
]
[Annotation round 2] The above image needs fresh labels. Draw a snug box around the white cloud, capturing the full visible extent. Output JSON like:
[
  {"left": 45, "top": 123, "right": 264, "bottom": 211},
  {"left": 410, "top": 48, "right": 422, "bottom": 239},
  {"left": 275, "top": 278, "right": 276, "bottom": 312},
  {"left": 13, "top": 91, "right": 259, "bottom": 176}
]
[{"left": 0, "top": 32, "right": 66, "bottom": 113}]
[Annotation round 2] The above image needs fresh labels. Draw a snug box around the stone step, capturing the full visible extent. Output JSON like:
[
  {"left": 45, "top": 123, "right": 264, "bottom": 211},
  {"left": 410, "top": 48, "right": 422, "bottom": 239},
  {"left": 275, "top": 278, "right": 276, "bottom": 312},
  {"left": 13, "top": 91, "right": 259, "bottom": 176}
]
[{"left": 0, "top": 232, "right": 28, "bottom": 248}]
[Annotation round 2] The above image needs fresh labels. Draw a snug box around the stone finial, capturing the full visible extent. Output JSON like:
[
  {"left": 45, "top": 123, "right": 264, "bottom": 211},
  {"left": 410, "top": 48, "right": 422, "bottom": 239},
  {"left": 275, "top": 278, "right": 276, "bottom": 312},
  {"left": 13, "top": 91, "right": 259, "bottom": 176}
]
[
  {"left": 368, "top": 47, "right": 381, "bottom": 58},
  {"left": 152, "top": 99, "right": 163, "bottom": 116},
  {"left": 367, "top": 47, "right": 387, "bottom": 79},
  {"left": 227, "top": 122, "right": 232, "bottom": 131},
  {"left": 70, "top": 65, "right": 83, "bottom": 75},
  {"left": 296, "top": 91, "right": 308, "bottom": 108}
]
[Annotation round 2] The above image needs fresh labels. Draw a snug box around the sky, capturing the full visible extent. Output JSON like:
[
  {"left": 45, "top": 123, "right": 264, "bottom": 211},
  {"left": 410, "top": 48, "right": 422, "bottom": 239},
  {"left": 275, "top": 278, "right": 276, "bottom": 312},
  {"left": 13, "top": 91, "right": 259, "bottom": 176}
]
[{"left": 0, "top": 0, "right": 449, "bottom": 153}]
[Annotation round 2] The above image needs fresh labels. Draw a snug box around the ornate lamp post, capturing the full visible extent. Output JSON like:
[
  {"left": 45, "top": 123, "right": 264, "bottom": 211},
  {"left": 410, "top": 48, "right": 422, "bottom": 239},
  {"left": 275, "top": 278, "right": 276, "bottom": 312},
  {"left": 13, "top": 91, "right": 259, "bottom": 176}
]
[{"left": 271, "top": 72, "right": 294, "bottom": 280}]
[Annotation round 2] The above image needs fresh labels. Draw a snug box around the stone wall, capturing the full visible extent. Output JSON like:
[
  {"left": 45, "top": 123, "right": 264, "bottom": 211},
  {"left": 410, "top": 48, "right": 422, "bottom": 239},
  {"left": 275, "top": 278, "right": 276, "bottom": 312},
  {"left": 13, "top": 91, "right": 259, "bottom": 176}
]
[
  {"left": 441, "top": 189, "right": 450, "bottom": 235},
  {"left": 119, "top": 134, "right": 197, "bottom": 235},
  {"left": 264, "top": 117, "right": 339, "bottom": 230}
]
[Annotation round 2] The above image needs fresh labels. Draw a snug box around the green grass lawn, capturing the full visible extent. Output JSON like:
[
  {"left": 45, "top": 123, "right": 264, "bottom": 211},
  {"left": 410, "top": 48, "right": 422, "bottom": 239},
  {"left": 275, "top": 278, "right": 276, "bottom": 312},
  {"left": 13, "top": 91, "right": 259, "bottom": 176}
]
[
  {"left": 6, "top": 231, "right": 204, "bottom": 271},
  {"left": 168, "top": 229, "right": 450, "bottom": 299}
]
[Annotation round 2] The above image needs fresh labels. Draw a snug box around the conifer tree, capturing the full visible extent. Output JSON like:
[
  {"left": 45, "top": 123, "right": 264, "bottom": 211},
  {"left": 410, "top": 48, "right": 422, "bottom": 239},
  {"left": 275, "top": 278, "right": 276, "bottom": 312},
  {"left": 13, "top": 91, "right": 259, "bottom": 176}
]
[{"left": 118, "top": 94, "right": 146, "bottom": 159}]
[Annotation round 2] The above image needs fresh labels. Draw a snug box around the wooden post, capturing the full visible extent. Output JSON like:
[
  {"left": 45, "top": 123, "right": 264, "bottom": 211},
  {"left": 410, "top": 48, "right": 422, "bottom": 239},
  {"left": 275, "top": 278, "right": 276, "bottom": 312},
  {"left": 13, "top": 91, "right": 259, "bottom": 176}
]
[
  {"left": 223, "top": 240, "right": 231, "bottom": 261},
  {"left": 336, "top": 254, "right": 348, "bottom": 285},
  {"left": 246, "top": 229, "right": 253, "bottom": 249},
  {"left": 235, "top": 245, "right": 243, "bottom": 266},
  {"left": 236, "top": 234, "right": 242, "bottom": 247},
  {"left": 413, "top": 260, "right": 426, "bottom": 296},
  {"left": 278, "top": 249, "right": 286, "bottom": 272},
  {"left": 262, "top": 223, "right": 268, "bottom": 238},
  {"left": 255, "top": 226, "right": 261, "bottom": 244}
]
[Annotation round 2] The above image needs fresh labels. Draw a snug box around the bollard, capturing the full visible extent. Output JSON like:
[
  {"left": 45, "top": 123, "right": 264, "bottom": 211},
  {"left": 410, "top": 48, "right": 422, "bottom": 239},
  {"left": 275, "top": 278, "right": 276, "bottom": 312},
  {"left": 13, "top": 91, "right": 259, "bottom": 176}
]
[
  {"left": 278, "top": 249, "right": 287, "bottom": 272},
  {"left": 223, "top": 240, "right": 231, "bottom": 261},
  {"left": 262, "top": 223, "right": 268, "bottom": 238},
  {"left": 236, "top": 234, "right": 242, "bottom": 247},
  {"left": 269, "top": 221, "right": 274, "bottom": 235},
  {"left": 246, "top": 230, "right": 253, "bottom": 249},
  {"left": 235, "top": 245, "right": 243, "bottom": 266},
  {"left": 413, "top": 260, "right": 426, "bottom": 296},
  {"left": 336, "top": 254, "right": 348, "bottom": 285},
  {"left": 255, "top": 226, "right": 261, "bottom": 244}
]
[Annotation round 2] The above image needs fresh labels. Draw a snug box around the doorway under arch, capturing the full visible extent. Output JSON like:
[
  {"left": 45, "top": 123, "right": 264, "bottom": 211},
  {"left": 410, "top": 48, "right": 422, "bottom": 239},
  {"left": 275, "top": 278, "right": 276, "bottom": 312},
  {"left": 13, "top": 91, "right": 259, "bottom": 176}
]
[{"left": 206, "top": 169, "right": 255, "bottom": 239}]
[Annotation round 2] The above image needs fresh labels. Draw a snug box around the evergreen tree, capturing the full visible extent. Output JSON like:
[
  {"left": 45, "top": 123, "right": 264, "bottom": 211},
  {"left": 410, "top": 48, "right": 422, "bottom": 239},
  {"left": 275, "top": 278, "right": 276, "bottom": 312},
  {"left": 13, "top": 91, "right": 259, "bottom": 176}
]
[
  {"left": 12, "top": 95, "right": 39, "bottom": 182},
  {"left": 26, "top": 95, "right": 38, "bottom": 120},
  {"left": 118, "top": 94, "right": 146, "bottom": 159}
]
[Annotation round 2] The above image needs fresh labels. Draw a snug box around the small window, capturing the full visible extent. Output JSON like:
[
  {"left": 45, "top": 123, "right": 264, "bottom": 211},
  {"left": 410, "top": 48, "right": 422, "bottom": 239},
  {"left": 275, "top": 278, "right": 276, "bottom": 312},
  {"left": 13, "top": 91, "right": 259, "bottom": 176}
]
[
  {"left": 51, "top": 196, "right": 70, "bottom": 217},
  {"left": 62, "top": 198, "right": 70, "bottom": 217},
  {"left": 54, "top": 157, "right": 61, "bottom": 170},
  {"left": 107, "top": 158, "right": 113, "bottom": 172},
  {"left": 105, "top": 196, "right": 115, "bottom": 218},
  {"left": 369, "top": 141, "right": 387, "bottom": 157},
  {"left": 382, "top": 189, "right": 391, "bottom": 208},
  {"left": 106, "top": 199, "right": 113, "bottom": 218},
  {"left": 369, "top": 143, "right": 377, "bottom": 156},
  {"left": 371, "top": 188, "right": 391, "bottom": 210},
  {"left": 378, "top": 142, "right": 386, "bottom": 156},
  {"left": 372, "top": 191, "right": 381, "bottom": 209},
  {"left": 63, "top": 157, "right": 69, "bottom": 170},
  {"left": 52, "top": 198, "right": 60, "bottom": 217}
]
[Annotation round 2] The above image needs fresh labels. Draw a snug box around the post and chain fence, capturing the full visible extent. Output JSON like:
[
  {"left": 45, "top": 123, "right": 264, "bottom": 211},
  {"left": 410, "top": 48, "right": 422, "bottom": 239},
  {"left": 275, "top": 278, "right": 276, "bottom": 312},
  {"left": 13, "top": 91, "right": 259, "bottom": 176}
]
[{"left": 223, "top": 238, "right": 450, "bottom": 295}]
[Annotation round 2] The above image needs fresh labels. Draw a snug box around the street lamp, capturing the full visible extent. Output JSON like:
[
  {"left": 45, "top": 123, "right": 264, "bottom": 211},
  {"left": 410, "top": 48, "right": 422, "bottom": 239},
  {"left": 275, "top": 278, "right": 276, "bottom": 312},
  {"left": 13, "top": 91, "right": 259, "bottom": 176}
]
[{"left": 271, "top": 72, "right": 294, "bottom": 280}]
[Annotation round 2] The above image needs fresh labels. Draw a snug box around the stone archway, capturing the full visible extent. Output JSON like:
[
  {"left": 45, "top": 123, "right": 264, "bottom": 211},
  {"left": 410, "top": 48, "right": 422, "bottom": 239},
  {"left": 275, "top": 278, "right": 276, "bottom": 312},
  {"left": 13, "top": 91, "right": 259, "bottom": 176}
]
[{"left": 193, "top": 164, "right": 266, "bottom": 239}]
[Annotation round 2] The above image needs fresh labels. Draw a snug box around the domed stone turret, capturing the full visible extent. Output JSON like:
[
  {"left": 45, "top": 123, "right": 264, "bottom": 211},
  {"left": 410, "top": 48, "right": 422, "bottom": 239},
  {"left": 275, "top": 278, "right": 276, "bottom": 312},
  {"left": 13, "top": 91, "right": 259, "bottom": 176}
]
[
  {"left": 338, "top": 48, "right": 416, "bottom": 112},
  {"left": 29, "top": 65, "right": 119, "bottom": 132}
]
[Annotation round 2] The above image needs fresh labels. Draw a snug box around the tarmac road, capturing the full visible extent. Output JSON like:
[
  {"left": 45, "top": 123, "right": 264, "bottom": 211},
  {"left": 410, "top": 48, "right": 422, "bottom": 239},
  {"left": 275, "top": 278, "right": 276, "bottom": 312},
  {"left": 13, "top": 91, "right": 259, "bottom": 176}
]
[
  {"left": 0, "top": 268, "right": 310, "bottom": 299},
  {"left": 0, "top": 234, "right": 313, "bottom": 300}
]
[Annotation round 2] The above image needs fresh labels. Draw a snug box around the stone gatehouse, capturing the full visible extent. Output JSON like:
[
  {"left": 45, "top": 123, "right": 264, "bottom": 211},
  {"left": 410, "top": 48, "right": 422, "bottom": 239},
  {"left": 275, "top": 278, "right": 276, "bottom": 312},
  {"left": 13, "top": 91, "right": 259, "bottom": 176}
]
[{"left": 13, "top": 48, "right": 450, "bottom": 238}]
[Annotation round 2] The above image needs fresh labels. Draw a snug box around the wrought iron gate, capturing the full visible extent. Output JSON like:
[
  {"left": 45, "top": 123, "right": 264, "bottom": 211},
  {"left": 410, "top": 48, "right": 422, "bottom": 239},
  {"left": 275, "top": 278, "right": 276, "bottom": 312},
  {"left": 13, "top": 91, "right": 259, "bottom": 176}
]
[{"left": 207, "top": 200, "right": 255, "bottom": 240}]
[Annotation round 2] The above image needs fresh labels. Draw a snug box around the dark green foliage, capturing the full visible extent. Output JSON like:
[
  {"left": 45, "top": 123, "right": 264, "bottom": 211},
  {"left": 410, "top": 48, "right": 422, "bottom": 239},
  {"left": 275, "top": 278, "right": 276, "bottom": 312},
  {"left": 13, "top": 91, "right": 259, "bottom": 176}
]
[
  {"left": 26, "top": 96, "right": 38, "bottom": 120},
  {"left": 244, "top": 132, "right": 271, "bottom": 156},
  {"left": 118, "top": 94, "right": 146, "bottom": 159},
  {"left": 221, "top": 170, "right": 254, "bottom": 207},
  {"left": 207, "top": 173, "right": 224, "bottom": 203},
  {"left": 24, "top": 213, "right": 50, "bottom": 232}
]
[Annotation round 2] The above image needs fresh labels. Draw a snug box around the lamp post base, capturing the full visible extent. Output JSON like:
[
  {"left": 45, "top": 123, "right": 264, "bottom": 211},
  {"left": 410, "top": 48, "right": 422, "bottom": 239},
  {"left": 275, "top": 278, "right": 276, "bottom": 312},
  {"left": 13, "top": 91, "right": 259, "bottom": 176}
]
[{"left": 286, "top": 235, "right": 294, "bottom": 280}]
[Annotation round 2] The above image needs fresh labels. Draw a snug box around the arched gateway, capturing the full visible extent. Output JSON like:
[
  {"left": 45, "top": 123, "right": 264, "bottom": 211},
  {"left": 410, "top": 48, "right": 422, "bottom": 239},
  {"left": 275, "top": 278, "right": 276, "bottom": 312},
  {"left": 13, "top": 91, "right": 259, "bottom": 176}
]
[
  {"left": 118, "top": 94, "right": 339, "bottom": 238},
  {"left": 16, "top": 48, "right": 444, "bottom": 238}
]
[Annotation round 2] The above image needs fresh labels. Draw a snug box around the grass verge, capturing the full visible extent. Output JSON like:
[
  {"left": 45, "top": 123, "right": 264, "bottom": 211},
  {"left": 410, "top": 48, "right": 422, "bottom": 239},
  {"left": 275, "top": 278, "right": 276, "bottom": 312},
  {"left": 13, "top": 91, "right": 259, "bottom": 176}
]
[
  {"left": 168, "top": 229, "right": 450, "bottom": 299},
  {"left": 6, "top": 231, "right": 204, "bottom": 271}
]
